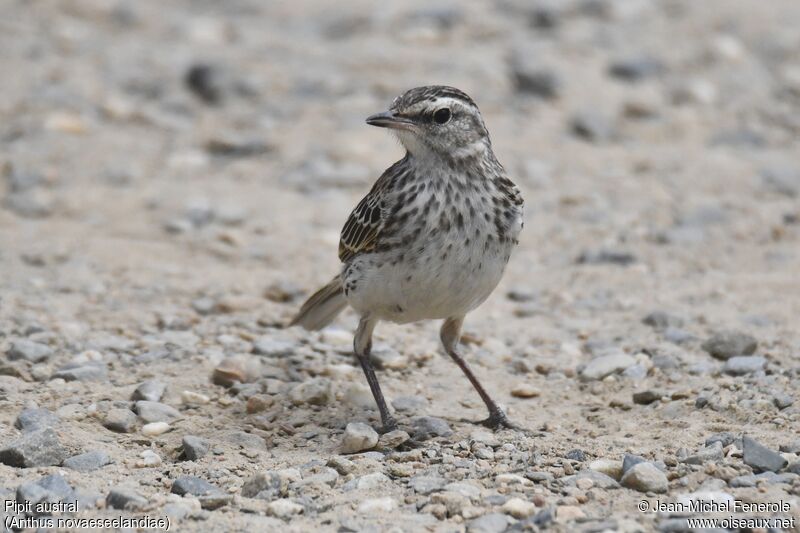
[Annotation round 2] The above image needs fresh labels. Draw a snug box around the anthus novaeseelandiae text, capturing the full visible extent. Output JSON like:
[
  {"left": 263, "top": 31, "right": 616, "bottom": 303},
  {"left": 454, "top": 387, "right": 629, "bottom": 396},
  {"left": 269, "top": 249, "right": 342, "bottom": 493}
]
[{"left": 292, "top": 86, "right": 524, "bottom": 432}]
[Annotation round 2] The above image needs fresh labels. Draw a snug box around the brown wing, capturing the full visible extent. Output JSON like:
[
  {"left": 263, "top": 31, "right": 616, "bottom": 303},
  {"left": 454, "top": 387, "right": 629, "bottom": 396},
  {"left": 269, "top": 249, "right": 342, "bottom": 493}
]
[{"left": 338, "top": 157, "right": 408, "bottom": 263}]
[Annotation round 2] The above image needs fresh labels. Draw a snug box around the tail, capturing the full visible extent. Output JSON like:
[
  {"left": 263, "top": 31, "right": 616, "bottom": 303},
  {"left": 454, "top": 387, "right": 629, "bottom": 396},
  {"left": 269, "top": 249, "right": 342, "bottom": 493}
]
[{"left": 289, "top": 276, "right": 348, "bottom": 330}]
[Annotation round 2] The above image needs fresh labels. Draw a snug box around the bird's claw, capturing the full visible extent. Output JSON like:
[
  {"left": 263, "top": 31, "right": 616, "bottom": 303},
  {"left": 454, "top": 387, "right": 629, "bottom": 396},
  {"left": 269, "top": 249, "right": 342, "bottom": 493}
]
[{"left": 463, "top": 410, "right": 525, "bottom": 433}]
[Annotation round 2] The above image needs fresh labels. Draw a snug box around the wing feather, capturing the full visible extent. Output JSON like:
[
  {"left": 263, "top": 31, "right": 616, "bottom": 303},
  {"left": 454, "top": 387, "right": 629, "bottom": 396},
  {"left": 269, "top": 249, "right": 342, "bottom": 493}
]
[{"left": 338, "top": 157, "right": 408, "bottom": 263}]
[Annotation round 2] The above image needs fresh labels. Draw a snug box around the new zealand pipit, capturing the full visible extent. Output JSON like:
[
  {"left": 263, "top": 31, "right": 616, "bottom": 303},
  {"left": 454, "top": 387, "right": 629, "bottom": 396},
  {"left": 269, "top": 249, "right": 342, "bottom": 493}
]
[{"left": 291, "top": 86, "right": 524, "bottom": 432}]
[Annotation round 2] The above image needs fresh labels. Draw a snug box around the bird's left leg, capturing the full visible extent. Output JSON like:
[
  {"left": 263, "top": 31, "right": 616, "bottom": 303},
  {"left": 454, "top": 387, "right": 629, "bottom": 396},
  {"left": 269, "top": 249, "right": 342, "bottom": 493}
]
[
  {"left": 440, "top": 316, "right": 515, "bottom": 430},
  {"left": 354, "top": 316, "right": 397, "bottom": 433}
]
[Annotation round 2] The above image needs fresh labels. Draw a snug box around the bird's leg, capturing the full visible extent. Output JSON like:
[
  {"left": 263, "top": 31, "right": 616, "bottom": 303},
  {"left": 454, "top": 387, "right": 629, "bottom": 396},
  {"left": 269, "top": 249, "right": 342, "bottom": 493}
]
[
  {"left": 441, "top": 316, "right": 515, "bottom": 430},
  {"left": 354, "top": 317, "right": 397, "bottom": 433}
]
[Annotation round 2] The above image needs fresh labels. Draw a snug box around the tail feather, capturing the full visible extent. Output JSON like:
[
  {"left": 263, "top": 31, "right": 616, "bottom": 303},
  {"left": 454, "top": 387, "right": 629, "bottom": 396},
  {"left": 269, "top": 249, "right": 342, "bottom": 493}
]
[{"left": 290, "top": 276, "right": 348, "bottom": 331}]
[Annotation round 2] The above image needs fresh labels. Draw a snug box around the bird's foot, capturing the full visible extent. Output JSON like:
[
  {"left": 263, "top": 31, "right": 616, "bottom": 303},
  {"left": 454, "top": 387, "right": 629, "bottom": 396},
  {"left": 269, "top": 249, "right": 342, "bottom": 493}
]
[
  {"left": 380, "top": 417, "right": 399, "bottom": 434},
  {"left": 464, "top": 409, "right": 522, "bottom": 432}
]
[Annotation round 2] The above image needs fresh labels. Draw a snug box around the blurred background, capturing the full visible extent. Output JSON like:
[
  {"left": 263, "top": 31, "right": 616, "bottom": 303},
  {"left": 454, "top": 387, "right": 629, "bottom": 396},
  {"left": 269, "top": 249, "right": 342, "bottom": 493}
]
[{"left": 1, "top": 0, "right": 800, "bottom": 529}]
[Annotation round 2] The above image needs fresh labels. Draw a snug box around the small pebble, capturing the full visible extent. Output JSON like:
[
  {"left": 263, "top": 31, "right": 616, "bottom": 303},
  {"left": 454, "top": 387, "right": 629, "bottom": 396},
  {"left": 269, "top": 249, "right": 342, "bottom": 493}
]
[
  {"left": 501, "top": 497, "right": 537, "bottom": 518},
  {"left": 510, "top": 383, "right": 541, "bottom": 398},
  {"left": 142, "top": 422, "right": 171, "bottom": 436},
  {"left": 341, "top": 422, "right": 379, "bottom": 454}
]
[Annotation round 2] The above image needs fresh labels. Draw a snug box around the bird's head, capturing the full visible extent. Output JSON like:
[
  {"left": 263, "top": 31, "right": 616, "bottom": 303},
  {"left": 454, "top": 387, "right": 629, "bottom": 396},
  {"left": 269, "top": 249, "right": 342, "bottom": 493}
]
[{"left": 366, "top": 86, "right": 491, "bottom": 163}]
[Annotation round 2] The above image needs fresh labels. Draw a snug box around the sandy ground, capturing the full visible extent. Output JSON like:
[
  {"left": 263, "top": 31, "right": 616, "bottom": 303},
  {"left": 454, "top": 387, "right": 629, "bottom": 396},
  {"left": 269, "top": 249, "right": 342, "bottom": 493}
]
[{"left": 1, "top": 0, "right": 800, "bottom": 531}]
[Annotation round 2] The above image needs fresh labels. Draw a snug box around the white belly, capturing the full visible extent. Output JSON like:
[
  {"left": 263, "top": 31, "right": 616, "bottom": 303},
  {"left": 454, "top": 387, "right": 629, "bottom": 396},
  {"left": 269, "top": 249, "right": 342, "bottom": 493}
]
[{"left": 344, "top": 232, "right": 514, "bottom": 323}]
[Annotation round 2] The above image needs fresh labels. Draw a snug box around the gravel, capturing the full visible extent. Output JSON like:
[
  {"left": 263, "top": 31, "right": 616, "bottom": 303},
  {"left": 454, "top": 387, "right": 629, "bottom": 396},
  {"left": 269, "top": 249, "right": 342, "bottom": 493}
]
[
  {"left": 632, "top": 390, "right": 663, "bottom": 405},
  {"left": 467, "top": 513, "right": 509, "bottom": 533},
  {"left": 411, "top": 416, "right": 453, "bottom": 440},
  {"left": 106, "top": 487, "right": 149, "bottom": 511},
  {"left": 742, "top": 436, "right": 788, "bottom": 473},
  {"left": 103, "top": 408, "right": 138, "bottom": 433},
  {"left": 6, "top": 339, "right": 53, "bottom": 362},
  {"left": 2, "top": 1, "right": 798, "bottom": 530},
  {"left": 181, "top": 435, "right": 211, "bottom": 460},
  {"left": 131, "top": 380, "right": 166, "bottom": 402},
  {"left": 570, "top": 112, "right": 617, "bottom": 142},
  {"left": 620, "top": 462, "right": 668, "bottom": 493},
  {"left": 52, "top": 363, "right": 108, "bottom": 382},
  {"left": 680, "top": 441, "right": 724, "bottom": 465},
  {"left": 171, "top": 475, "right": 222, "bottom": 497},
  {"left": 580, "top": 353, "right": 637, "bottom": 381},
  {"left": 341, "top": 422, "right": 379, "bottom": 454},
  {"left": 63, "top": 450, "right": 112, "bottom": 472},
  {"left": 701, "top": 331, "right": 757, "bottom": 360},
  {"left": 0, "top": 428, "right": 68, "bottom": 467},
  {"left": 15, "top": 408, "right": 60, "bottom": 432},
  {"left": 608, "top": 56, "right": 664, "bottom": 81},
  {"left": 134, "top": 401, "right": 182, "bottom": 423},
  {"left": 723, "top": 355, "right": 766, "bottom": 375},
  {"left": 288, "top": 378, "right": 333, "bottom": 405},
  {"left": 17, "top": 474, "right": 75, "bottom": 508}
]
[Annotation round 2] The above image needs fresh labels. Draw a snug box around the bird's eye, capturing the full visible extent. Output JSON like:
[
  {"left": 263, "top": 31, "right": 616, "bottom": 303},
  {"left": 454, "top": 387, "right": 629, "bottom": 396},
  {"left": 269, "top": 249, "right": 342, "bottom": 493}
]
[{"left": 433, "top": 108, "right": 451, "bottom": 124}]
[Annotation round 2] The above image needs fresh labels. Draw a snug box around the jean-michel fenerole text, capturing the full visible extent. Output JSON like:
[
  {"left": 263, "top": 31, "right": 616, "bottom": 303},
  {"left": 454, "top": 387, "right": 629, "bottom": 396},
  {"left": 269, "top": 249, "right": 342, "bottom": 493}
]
[{"left": 649, "top": 499, "right": 791, "bottom": 514}]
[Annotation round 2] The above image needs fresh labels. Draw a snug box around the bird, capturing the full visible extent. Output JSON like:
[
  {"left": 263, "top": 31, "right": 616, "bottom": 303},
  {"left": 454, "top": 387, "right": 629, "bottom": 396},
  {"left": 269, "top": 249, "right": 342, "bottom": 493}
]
[{"left": 291, "top": 86, "right": 524, "bottom": 433}]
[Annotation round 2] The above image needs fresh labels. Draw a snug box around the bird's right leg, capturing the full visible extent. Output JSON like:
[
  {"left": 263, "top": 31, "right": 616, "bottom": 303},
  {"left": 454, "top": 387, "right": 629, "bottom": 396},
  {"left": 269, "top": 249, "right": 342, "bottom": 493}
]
[{"left": 354, "top": 316, "right": 397, "bottom": 433}]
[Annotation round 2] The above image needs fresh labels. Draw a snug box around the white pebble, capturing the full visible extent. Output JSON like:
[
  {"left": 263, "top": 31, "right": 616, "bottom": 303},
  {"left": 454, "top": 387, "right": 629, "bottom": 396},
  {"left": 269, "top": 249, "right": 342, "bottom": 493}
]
[
  {"left": 182, "top": 390, "right": 210, "bottom": 405},
  {"left": 341, "top": 422, "right": 379, "bottom": 454},
  {"left": 501, "top": 497, "right": 537, "bottom": 518},
  {"left": 357, "top": 497, "right": 396, "bottom": 514},
  {"left": 137, "top": 449, "right": 162, "bottom": 467},
  {"left": 142, "top": 422, "right": 171, "bottom": 436}
]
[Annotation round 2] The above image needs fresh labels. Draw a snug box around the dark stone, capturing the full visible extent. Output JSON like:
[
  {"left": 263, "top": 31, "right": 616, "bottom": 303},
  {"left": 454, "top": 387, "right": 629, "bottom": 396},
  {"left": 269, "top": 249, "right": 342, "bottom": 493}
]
[
  {"left": 702, "top": 331, "right": 757, "bottom": 360},
  {"left": 632, "top": 390, "right": 663, "bottom": 405},
  {"left": 565, "top": 449, "right": 587, "bottom": 462},
  {"left": 103, "top": 408, "right": 137, "bottom": 433},
  {"left": 225, "top": 431, "right": 267, "bottom": 451},
  {"left": 205, "top": 134, "right": 272, "bottom": 158},
  {"left": 576, "top": 249, "right": 636, "bottom": 265},
  {"left": 622, "top": 454, "right": 647, "bottom": 474},
  {"left": 63, "top": 450, "right": 112, "bottom": 472},
  {"left": 642, "top": 311, "right": 684, "bottom": 330},
  {"left": 6, "top": 340, "right": 53, "bottom": 362},
  {"left": 185, "top": 63, "right": 222, "bottom": 104},
  {"left": 17, "top": 474, "right": 75, "bottom": 512},
  {"left": 705, "top": 432, "right": 737, "bottom": 448},
  {"left": 512, "top": 67, "right": 561, "bottom": 99},
  {"left": 774, "top": 394, "right": 794, "bottom": 409},
  {"left": 181, "top": 435, "right": 210, "bottom": 461},
  {"left": 171, "top": 475, "right": 221, "bottom": 497},
  {"left": 695, "top": 396, "right": 709, "bottom": 409},
  {"left": 742, "top": 436, "right": 787, "bottom": 473},
  {"left": 15, "top": 408, "right": 59, "bottom": 432},
  {"left": 52, "top": 363, "right": 108, "bottom": 382},
  {"left": 570, "top": 112, "right": 616, "bottom": 142},
  {"left": 411, "top": 416, "right": 452, "bottom": 440},
  {"left": 608, "top": 56, "right": 664, "bottom": 81},
  {"left": 0, "top": 428, "right": 68, "bottom": 467},
  {"left": 106, "top": 487, "right": 148, "bottom": 511},
  {"left": 131, "top": 380, "right": 166, "bottom": 402}
]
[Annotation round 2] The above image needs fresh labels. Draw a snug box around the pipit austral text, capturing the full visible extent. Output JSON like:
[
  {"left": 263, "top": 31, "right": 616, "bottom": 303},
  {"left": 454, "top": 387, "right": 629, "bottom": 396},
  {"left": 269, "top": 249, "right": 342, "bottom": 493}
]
[{"left": 292, "top": 86, "right": 524, "bottom": 432}]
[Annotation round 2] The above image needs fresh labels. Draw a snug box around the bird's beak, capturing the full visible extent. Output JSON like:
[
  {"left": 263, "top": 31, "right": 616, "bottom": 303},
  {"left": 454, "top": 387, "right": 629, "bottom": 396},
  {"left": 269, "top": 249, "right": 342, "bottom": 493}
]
[{"left": 365, "top": 111, "right": 415, "bottom": 131}]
